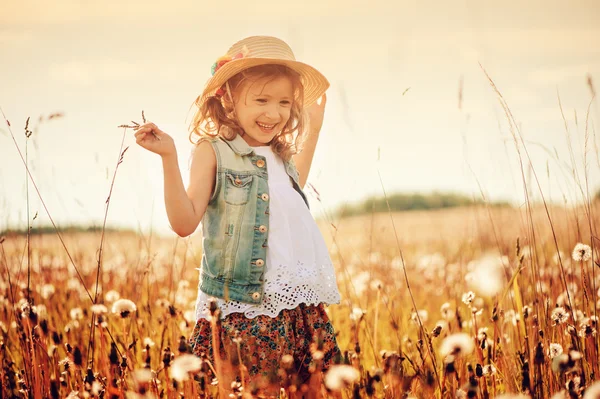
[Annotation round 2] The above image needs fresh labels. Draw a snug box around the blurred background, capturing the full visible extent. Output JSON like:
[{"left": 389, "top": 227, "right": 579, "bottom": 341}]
[{"left": 1, "top": 0, "right": 598, "bottom": 235}]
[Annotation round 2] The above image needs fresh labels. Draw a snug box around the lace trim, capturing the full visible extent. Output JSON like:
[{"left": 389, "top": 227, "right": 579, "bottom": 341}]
[{"left": 195, "top": 260, "right": 340, "bottom": 319}]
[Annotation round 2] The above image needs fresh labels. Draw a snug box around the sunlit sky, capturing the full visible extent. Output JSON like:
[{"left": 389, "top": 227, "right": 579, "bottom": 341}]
[{"left": 1, "top": 0, "right": 599, "bottom": 235}]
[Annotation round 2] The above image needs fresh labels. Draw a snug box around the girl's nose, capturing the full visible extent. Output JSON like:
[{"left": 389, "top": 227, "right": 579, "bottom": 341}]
[{"left": 264, "top": 104, "right": 279, "bottom": 118}]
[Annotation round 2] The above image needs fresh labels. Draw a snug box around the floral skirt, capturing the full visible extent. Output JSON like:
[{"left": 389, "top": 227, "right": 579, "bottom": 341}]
[{"left": 188, "top": 303, "right": 341, "bottom": 394}]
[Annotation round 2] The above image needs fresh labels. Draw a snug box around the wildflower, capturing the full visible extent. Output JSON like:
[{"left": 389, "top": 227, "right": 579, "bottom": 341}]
[
  {"left": 349, "top": 307, "right": 366, "bottom": 322},
  {"left": 462, "top": 291, "right": 476, "bottom": 306},
  {"left": 41, "top": 284, "right": 55, "bottom": 299},
  {"left": 131, "top": 368, "right": 154, "bottom": 383},
  {"left": 482, "top": 364, "right": 497, "bottom": 376},
  {"left": 439, "top": 333, "right": 475, "bottom": 362},
  {"left": 324, "top": 365, "right": 360, "bottom": 391},
  {"left": 477, "top": 327, "right": 488, "bottom": 342},
  {"left": 90, "top": 304, "right": 108, "bottom": 315},
  {"left": 281, "top": 354, "right": 294, "bottom": 369},
  {"left": 112, "top": 299, "right": 137, "bottom": 318},
  {"left": 572, "top": 243, "right": 592, "bottom": 262},
  {"left": 105, "top": 290, "right": 120, "bottom": 302},
  {"left": 168, "top": 354, "right": 202, "bottom": 382},
  {"left": 548, "top": 343, "right": 563, "bottom": 358},
  {"left": 440, "top": 302, "right": 454, "bottom": 320},
  {"left": 466, "top": 255, "right": 504, "bottom": 297},
  {"left": 70, "top": 307, "right": 84, "bottom": 321},
  {"left": 411, "top": 310, "right": 428, "bottom": 324},
  {"left": 551, "top": 307, "right": 569, "bottom": 325},
  {"left": 183, "top": 310, "right": 196, "bottom": 323},
  {"left": 143, "top": 337, "right": 155, "bottom": 347}
]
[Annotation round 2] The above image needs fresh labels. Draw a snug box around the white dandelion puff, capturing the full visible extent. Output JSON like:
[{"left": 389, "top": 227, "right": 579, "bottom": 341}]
[
  {"left": 324, "top": 365, "right": 360, "bottom": 391},
  {"left": 169, "top": 354, "right": 202, "bottom": 382},
  {"left": 41, "top": 284, "right": 55, "bottom": 299},
  {"left": 482, "top": 364, "right": 497, "bottom": 376},
  {"left": 462, "top": 291, "right": 476, "bottom": 306},
  {"left": 70, "top": 307, "right": 84, "bottom": 321},
  {"left": 411, "top": 310, "right": 428, "bottom": 324},
  {"left": 105, "top": 290, "right": 120, "bottom": 302},
  {"left": 551, "top": 307, "right": 569, "bottom": 325},
  {"left": 572, "top": 243, "right": 592, "bottom": 262},
  {"left": 349, "top": 307, "right": 366, "bottom": 322},
  {"left": 143, "top": 337, "right": 155, "bottom": 347},
  {"left": 91, "top": 304, "right": 108, "bottom": 315},
  {"left": 439, "top": 333, "right": 475, "bottom": 362},
  {"left": 112, "top": 299, "right": 137, "bottom": 318},
  {"left": 548, "top": 343, "right": 563, "bottom": 358}
]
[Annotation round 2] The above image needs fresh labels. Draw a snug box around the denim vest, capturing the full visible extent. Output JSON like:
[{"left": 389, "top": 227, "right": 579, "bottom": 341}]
[{"left": 198, "top": 134, "right": 310, "bottom": 304}]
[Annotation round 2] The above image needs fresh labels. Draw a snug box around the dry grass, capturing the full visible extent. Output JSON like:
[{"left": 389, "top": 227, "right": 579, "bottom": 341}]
[{"left": 1, "top": 201, "right": 599, "bottom": 398}]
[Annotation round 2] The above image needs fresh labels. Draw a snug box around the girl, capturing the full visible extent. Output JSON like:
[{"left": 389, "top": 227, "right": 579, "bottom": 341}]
[{"left": 133, "top": 36, "right": 341, "bottom": 394}]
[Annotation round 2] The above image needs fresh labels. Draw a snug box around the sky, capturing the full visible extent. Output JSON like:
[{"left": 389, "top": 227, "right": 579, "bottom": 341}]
[{"left": 1, "top": 0, "right": 599, "bottom": 235}]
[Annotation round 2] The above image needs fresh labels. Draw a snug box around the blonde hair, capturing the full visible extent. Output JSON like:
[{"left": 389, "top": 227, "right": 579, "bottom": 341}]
[{"left": 189, "top": 64, "right": 307, "bottom": 161}]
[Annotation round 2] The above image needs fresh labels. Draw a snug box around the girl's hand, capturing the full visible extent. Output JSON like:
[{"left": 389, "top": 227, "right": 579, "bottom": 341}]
[
  {"left": 133, "top": 122, "right": 176, "bottom": 158},
  {"left": 306, "top": 93, "right": 327, "bottom": 134}
]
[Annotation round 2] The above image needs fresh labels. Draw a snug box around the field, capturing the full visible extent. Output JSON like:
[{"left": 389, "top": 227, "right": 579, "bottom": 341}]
[{"left": 1, "top": 202, "right": 599, "bottom": 398}]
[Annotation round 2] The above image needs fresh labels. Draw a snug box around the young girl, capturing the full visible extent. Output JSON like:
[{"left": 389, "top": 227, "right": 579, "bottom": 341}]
[{"left": 133, "top": 36, "right": 341, "bottom": 394}]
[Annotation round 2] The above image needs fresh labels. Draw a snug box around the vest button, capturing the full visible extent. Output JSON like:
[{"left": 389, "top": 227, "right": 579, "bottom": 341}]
[
  {"left": 259, "top": 225, "right": 267, "bottom": 233},
  {"left": 261, "top": 193, "right": 269, "bottom": 201},
  {"left": 234, "top": 178, "right": 242, "bottom": 185},
  {"left": 256, "top": 159, "right": 265, "bottom": 168},
  {"left": 255, "top": 259, "right": 264, "bottom": 267},
  {"left": 251, "top": 292, "right": 261, "bottom": 300}
]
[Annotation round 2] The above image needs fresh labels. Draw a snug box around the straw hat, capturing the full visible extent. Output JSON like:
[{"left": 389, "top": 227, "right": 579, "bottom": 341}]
[{"left": 199, "top": 36, "right": 329, "bottom": 107}]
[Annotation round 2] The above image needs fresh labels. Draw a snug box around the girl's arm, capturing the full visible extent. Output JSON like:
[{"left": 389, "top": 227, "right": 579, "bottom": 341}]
[
  {"left": 163, "top": 141, "right": 216, "bottom": 237},
  {"left": 134, "top": 123, "right": 216, "bottom": 237},
  {"left": 293, "top": 94, "right": 327, "bottom": 189}
]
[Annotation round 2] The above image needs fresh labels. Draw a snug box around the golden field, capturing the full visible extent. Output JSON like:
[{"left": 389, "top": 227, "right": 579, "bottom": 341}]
[{"left": 1, "top": 202, "right": 599, "bottom": 398}]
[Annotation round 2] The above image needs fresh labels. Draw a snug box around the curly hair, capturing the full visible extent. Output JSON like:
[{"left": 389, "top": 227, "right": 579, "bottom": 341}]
[{"left": 189, "top": 64, "right": 307, "bottom": 162}]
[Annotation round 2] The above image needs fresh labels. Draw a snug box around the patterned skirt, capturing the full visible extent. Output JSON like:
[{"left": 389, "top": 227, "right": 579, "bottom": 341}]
[{"left": 188, "top": 303, "right": 341, "bottom": 394}]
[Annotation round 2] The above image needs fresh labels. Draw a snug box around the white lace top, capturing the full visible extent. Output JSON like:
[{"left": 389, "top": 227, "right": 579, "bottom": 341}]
[{"left": 194, "top": 145, "right": 340, "bottom": 320}]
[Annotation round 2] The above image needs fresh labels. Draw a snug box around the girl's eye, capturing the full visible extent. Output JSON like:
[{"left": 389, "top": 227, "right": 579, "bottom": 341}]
[
  {"left": 280, "top": 101, "right": 291, "bottom": 106},
  {"left": 256, "top": 99, "right": 267, "bottom": 103}
]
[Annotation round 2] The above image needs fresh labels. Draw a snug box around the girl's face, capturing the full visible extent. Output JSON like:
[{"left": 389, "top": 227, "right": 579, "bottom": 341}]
[{"left": 233, "top": 75, "right": 294, "bottom": 147}]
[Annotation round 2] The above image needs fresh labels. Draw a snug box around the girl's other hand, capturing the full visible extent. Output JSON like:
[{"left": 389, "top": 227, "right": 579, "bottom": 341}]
[
  {"left": 306, "top": 93, "right": 327, "bottom": 134},
  {"left": 133, "top": 122, "right": 176, "bottom": 158}
]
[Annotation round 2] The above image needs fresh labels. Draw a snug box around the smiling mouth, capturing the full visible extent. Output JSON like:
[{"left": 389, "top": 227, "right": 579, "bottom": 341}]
[{"left": 256, "top": 121, "right": 277, "bottom": 133}]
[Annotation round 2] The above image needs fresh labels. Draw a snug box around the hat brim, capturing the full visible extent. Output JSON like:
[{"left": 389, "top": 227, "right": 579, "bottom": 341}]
[{"left": 199, "top": 58, "right": 329, "bottom": 108}]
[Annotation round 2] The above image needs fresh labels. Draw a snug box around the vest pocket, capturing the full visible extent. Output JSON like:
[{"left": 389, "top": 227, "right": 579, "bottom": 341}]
[{"left": 224, "top": 173, "right": 253, "bottom": 205}]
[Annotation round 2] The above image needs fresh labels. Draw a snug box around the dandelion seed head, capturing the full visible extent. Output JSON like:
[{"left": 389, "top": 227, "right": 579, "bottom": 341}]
[
  {"left": 411, "top": 310, "right": 428, "bottom": 324},
  {"left": 572, "top": 243, "right": 592, "bottom": 262},
  {"left": 349, "top": 307, "right": 366, "bottom": 321},
  {"left": 324, "top": 365, "right": 360, "bottom": 391},
  {"left": 169, "top": 354, "right": 202, "bottom": 382},
  {"left": 143, "top": 337, "right": 155, "bottom": 347},
  {"left": 112, "top": 299, "right": 137, "bottom": 318},
  {"left": 91, "top": 304, "right": 107, "bottom": 315},
  {"left": 466, "top": 255, "right": 504, "bottom": 297},
  {"left": 69, "top": 307, "right": 83, "bottom": 321},
  {"left": 41, "top": 284, "right": 55, "bottom": 299},
  {"left": 548, "top": 343, "right": 563, "bottom": 358},
  {"left": 462, "top": 291, "right": 476, "bottom": 306},
  {"left": 131, "top": 368, "right": 154, "bottom": 383},
  {"left": 439, "top": 333, "right": 475, "bottom": 362},
  {"left": 482, "top": 364, "right": 497, "bottom": 376},
  {"left": 105, "top": 290, "right": 120, "bottom": 302},
  {"left": 551, "top": 307, "right": 569, "bottom": 325}
]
